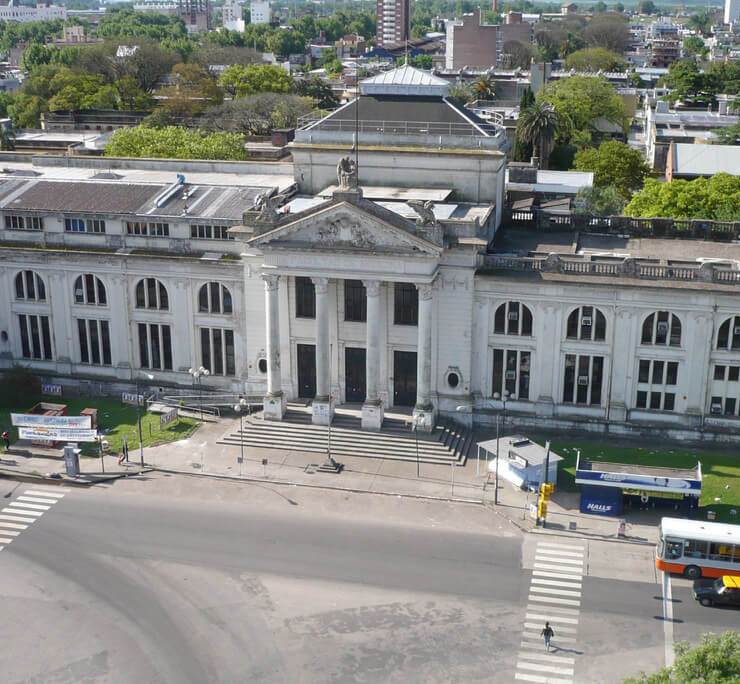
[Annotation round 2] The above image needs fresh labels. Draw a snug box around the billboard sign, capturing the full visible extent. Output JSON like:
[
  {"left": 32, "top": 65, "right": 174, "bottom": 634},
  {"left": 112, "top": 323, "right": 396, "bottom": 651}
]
[
  {"left": 11, "top": 413, "right": 92, "bottom": 429},
  {"left": 575, "top": 468, "right": 701, "bottom": 495},
  {"left": 122, "top": 392, "right": 144, "bottom": 406},
  {"left": 160, "top": 408, "right": 178, "bottom": 428},
  {"left": 41, "top": 383, "right": 63, "bottom": 396},
  {"left": 18, "top": 427, "right": 98, "bottom": 442}
]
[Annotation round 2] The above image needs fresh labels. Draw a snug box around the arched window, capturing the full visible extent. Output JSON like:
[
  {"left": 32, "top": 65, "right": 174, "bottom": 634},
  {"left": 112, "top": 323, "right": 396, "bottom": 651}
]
[
  {"left": 494, "top": 301, "right": 533, "bottom": 336},
  {"left": 198, "top": 282, "right": 233, "bottom": 314},
  {"left": 135, "top": 278, "right": 168, "bottom": 310},
  {"left": 73, "top": 274, "right": 107, "bottom": 305},
  {"left": 641, "top": 311, "right": 681, "bottom": 347},
  {"left": 14, "top": 270, "right": 46, "bottom": 301},
  {"left": 717, "top": 316, "right": 740, "bottom": 350},
  {"left": 566, "top": 306, "right": 607, "bottom": 341}
]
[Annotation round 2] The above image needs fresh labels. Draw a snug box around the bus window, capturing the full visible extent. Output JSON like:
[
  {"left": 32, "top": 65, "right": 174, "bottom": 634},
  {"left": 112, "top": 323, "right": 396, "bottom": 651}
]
[
  {"left": 709, "top": 543, "right": 733, "bottom": 562},
  {"left": 684, "top": 539, "right": 708, "bottom": 559},
  {"left": 732, "top": 545, "right": 740, "bottom": 564},
  {"left": 666, "top": 539, "right": 682, "bottom": 559}
]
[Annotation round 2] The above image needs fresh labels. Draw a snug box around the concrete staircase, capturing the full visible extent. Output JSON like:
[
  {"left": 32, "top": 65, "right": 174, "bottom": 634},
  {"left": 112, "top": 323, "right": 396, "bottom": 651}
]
[{"left": 219, "top": 409, "right": 473, "bottom": 466}]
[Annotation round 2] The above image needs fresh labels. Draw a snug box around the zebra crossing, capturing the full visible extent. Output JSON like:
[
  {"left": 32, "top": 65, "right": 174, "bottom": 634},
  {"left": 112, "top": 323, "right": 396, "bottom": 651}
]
[
  {"left": 515, "top": 540, "right": 586, "bottom": 684},
  {"left": 0, "top": 485, "right": 69, "bottom": 551}
]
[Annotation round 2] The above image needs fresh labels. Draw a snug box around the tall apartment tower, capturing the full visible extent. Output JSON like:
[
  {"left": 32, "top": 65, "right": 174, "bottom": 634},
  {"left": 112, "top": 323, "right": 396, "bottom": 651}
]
[
  {"left": 725, "top": 0, "right": 740, "bottom": 24},
  {"left": 376, "top": 0, "right": 410, "bottom": 47}
]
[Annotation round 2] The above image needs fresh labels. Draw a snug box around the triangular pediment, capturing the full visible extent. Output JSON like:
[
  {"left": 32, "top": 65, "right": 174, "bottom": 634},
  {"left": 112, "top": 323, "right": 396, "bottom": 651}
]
[{"left": 248, "top": 200, "right": 443, "bottom": 257}]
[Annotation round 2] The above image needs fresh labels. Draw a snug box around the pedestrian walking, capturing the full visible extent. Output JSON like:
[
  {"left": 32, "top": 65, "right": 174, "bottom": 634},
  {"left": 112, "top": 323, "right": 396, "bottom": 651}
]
[
  {"left": 541, "top": 622, "right": 554, "bottom": 651},
  {"left": 2, "top": 430, "right": 10, "bottom": 451}
]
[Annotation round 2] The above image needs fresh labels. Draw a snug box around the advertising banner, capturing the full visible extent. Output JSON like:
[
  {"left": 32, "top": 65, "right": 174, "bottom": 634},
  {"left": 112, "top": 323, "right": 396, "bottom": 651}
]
[
  {"left": 122, "top": 392, "right": 144, "bottom": 406},
  {"left": 18, "top": 427, "right": 98, "bottom": 443},
  {"left": 575, "top": 468, "right": 701, "bottom": 494},
  {"left": 11, "top": 413, "right": 92, "bottom": 429},
  {"left": 160, "top": 408, "right": 178, "bottom": 428},
  {"left": 41, "top": 383, "right": 63, "bottom": 396}
]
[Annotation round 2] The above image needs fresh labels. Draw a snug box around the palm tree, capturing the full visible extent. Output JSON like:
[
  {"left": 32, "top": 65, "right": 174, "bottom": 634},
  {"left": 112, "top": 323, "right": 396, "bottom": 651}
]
[
  {"left": 516, "top": 102, "right": 564, "bottom": 169},
  {"left": 471, "top": 75, "right": 495, "bottom": 101}
]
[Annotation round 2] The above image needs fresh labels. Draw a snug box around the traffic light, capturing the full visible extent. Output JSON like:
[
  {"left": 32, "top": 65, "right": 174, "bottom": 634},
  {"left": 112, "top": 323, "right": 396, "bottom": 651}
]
[
  {"left": 540, "top": 483, "right": 555, "bottom": 498},
  {"left": 538, "top": 500, "right": 548, "bottom": 519}
]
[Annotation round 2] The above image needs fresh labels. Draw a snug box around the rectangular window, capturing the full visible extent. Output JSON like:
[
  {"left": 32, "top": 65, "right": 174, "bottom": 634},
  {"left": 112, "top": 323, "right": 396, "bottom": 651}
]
[
  {"left": 190, "top": 224, "right": 233, "bottom": 240},
  {"left": 491, "top": 348, "right": 530, "bottom": 400},
  {"left": 66, "top": 217, "right": 106, "bottom": 233},
  {"left": 636, "top": 359, "right": 678, "bottom": 411},
  {"left": 394, "top": 283, "right": 418, "bottom": 326},
  {"left": 17, "top": 314, "right": 52, "bottom": 360},
  {"left": 730, "top": 366, "right": 740, "bottom": 382},
  {"left": 5, "top": 214, "right": 43, "bottom": 231},
  {"left": 344, "top": 280, "right": 366, "bottom": 322},
  {"left": 562, "top": 354, "right": 603, "bottom": 406},
  {"left": 199, "top": 327, "right": 236, "bottom": 376},
  {"left": 714, "top": 365, "right": 726, "bottom": 381},
  {"left": 295, "top": 277, "right": 316, "bottom": 319},
  {"left": 138, "top": 323, "right": 172, "bottom": 371},
  {"left": 710, "top": 364, "right": 740, "bottom": 417},
  {"left": 126, "top": 221, "right": 169, "bottom": 237}
]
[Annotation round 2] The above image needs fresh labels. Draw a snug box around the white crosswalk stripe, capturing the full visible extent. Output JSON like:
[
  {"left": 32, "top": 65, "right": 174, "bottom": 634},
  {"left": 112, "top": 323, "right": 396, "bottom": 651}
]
[
  {"left": 17, "top": 495, "right": 59, "bottom": 505},
  {"left": 24, "top": 489, "right": 66, "bottom": 499},
  {"left": 515, "top": 541, "right": 585, "bottom": 684},
  {"left": 2, "top": 506, "right": 43, "bottom": 517},
  {"left": 8, "top": 502, "right": 50, "bottom": 511},
  {"left": 0, "top": 488, "right": 67, "bottom": 552},
  {"left": 0, "top": 521, "right": 28, "bottom": 530},
  {"left": 0, "top": 513, "right": 36, "bottom": 523}
]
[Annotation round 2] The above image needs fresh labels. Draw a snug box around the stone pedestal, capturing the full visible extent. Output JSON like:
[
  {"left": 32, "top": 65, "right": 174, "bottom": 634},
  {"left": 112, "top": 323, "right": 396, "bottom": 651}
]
[
  {"left": 608, "top": 402, "right": 627, "bottom": 422},
  {"left": 361, "top": 400, "right": 384, "bottom": 430},
  {"left": 263, "top": 392, "right": 286, "bottom": 421},
  {"left": 535, "top": 398, "right": 555, "bottom": 418},
  {"left": 413, "top": 405, "right": 436, "bottom": 433},
  {"left": 312, "top": 398, "right": 334, "bottom": 425}
]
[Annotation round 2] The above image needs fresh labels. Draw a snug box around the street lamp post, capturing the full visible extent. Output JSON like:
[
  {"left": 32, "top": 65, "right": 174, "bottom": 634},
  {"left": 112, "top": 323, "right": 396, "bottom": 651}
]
[
  {"left": 135, "top": 372, "right": 154, "bottom": 468},
  {"left": 491, "top": 390, "right": 510, "bottom": 505},
  {"left": 188, "top": 366, "right": 210, "bottom": 420},
  {"left": 234, "top": 398, "right": 247, "bottom": 477}
]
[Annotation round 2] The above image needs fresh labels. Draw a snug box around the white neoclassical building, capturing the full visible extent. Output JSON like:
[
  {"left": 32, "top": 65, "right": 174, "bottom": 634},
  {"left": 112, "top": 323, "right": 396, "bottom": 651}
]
[{"left": 1, "top": 65, "right": 740, "bottom": 442}]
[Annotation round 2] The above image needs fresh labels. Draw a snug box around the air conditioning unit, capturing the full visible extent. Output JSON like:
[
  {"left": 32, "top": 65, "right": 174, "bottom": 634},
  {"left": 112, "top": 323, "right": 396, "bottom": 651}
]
[
  {"left": 508, "top": 311, "right": 519, "bottom": 321},
  {"left": 577, "top": 376, "right": 589, "bottom": 386},
  {"left": 505, "top": 370, "right": 516, "bottom": 380},
  {"left": 582, "top": 317, "right": 592, "bottom": 326},
  {"left": 710, "top": 403, "right": 722, "bottom": 414},
  {"left": 657, "top": 322, "right": 669, "bottom": 334},
  {"left": 733, "top": 326, "right": 740, "bottom": 336}
]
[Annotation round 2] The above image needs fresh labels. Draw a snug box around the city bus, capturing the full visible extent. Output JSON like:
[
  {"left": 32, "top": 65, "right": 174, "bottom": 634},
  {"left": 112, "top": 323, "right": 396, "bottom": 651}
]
[{"left": 656, "top": 517, "right": 740, "bottom": 579}]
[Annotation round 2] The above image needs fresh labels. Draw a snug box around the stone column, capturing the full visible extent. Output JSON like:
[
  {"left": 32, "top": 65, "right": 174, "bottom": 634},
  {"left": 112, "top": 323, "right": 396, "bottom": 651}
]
[
  {"left": 362, "top": 279, "right": 383, "bottom": 430},
  {"left": 413, "top": 282, "right": 435, "bottom": 432},
  {"left": 312, "top": 276, "right": 333, "bottom": 425},
  {"left": 262, "top": 273, "right": 285, "bottom": 420}
]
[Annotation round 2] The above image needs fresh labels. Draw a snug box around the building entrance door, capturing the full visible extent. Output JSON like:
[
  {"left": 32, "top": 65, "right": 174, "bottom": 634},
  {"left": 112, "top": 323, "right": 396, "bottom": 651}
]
[
  {"left": 393, "top": 350, "right": 417, "bottom": 407},
  {"left": 345, "top": 347, "right": 366, "bottom": 403},
  {"left": 297, "top": 343, "right": 316, "bottom": 399}
]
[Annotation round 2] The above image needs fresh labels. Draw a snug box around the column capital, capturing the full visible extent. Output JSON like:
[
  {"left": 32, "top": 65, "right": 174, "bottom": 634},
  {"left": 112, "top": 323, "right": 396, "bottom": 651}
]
[
  {"left": 312, "top": 276, "right": 329, "bottom": 294},
  {"left": 362, "top": 279, "right": 381, "bottom": 297},
  {"left": 416, "top": 283, "right": 433, "bottom": 301},
  {"left": 262, "top": 273, "right": 279, "bottom": 291}
]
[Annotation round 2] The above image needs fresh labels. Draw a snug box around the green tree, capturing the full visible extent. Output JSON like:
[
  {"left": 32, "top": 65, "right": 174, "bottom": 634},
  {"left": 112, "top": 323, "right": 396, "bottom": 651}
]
[
  {"left": 540, "top": 75, "right": 628, "bottom": 140},
  {"left": 295, "top": 75, "right": 338, "bottom": 109},
  {"left": 471, "top": 75, "right": 495, "bottom": 101},
  {"left": 219, "top": 64, "right": 294, "bottom": 98},
  {"left": 395, "top": 54, "right": 433, "bottom": 69},
  {"left": 156, "top": 62, "right": 222, "bottom": 120},
  {"left": 625, "top": 174, "right": 740, "bottom": 220},
  {"left": 687, "top": 10, "right": 713, "bottom": 36},
  {"left": 574, "top": 185, "right": 625, "bottom": 215},
  {"left": 683, "top": 36, "right": 708, "bottom": 59},
  {"left": 664, "top": 59, "right": 712, "bottom": 103},
  {"left": 105, "top": 125, "right": 247, "bottom": 160},
  {"left": 637, "top": 0, "right": 657, "bottom": 14},
  {"left": 583, "top": 14, "right": 630, "bottom": 53},
  {"left": 712, "top": 121, "right": 740, "bottom": 145},
  {"left": 624, "top": 632, "right": 740, "bottom": 684},
  {"left": 7, "top": 93, "right": 46, "bottom": 128},
  {"left": 447, "top": 82, "right": 473, "bottom": 104},
  {"left": 96, "top": 9, "right": 188, "bottom": 43},
  {"left": 565, "top": 47, "right": 627, "bottom": 72},
  {"left": 200, "top": 93, "right": 314, "bottom": 136},
  {"left": 573, "top": 140, "right": 650, "bottom": 199},
  {"left": 266, "top": 29, "right": 305, "bottom": 58},
  {"left": 512, "top": 87, "right": 536, "bottom": 162},
  {"left": 517, "top": 102, "right": 565, "bottom": 168}
]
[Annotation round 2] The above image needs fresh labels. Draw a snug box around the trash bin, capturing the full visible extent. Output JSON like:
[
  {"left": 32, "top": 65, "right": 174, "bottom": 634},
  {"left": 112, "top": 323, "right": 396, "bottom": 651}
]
[{"left": 63, "top": 444, "right": 80, "bottom": 476}]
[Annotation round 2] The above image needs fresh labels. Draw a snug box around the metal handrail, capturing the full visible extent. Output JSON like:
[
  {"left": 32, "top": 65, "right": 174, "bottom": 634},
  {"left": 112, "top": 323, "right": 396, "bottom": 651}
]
[{"left": 297, "top": 115, "right": 500, "bottom": 136}]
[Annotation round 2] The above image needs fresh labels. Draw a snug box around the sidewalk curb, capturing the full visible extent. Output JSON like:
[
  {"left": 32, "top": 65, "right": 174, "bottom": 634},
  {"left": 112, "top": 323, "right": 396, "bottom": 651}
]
[
  {"left": 0, "top": 467, "right": 152, "bottom": 487},
  {"left": 529, "top": 527, "right": 655, "bottom": 547},
  {"left": 151, "top": 466, "right": 487, "bottom": 506}
]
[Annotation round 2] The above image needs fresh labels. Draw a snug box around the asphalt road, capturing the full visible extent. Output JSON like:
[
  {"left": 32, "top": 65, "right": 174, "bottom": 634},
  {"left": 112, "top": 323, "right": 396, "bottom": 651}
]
[
  {"left": 0, "top": 477, "right": 736, "bottom": 684},
  {"left": 0, "top": 479, "right": 528, "bottom": 684}
]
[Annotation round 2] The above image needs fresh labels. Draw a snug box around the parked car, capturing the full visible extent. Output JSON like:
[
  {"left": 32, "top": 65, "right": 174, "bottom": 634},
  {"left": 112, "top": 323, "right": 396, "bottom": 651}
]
[{"left": 692, "top": 575, "right": 740, "bottom": 608}]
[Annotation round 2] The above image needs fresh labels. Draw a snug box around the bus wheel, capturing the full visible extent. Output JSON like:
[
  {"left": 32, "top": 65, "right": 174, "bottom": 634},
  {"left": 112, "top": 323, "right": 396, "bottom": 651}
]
[{"left": 684, "top": 565, "right": 701, "bottom": 580}]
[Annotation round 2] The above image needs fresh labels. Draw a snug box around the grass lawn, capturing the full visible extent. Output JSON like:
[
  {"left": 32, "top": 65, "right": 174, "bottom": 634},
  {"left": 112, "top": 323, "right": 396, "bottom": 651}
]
[
  {"left": 539, "top": 435, "right": 740, "bottom": 524},
  {"left": 0, "top": 395, "right": 198, "bottom": 457}
]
